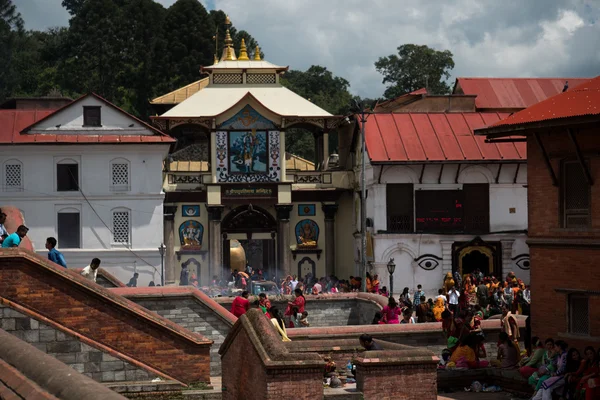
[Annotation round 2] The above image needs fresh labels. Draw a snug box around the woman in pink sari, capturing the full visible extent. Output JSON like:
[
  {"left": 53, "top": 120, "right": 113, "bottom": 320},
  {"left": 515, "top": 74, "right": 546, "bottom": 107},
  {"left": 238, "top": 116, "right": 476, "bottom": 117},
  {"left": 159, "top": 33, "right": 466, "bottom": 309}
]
[
  {"left": 381, "top": 296, "right": 401, "bottom": 324},
  {"left": 285, "top": 288, "right": 306, "bottom": 326}
]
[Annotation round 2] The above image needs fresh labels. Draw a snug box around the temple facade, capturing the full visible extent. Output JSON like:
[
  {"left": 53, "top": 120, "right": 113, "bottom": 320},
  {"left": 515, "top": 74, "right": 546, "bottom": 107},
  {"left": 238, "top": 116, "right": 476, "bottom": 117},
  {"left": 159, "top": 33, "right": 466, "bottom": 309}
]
[{"left": 152, "top": 22, "right": 354, "bottom": 285}]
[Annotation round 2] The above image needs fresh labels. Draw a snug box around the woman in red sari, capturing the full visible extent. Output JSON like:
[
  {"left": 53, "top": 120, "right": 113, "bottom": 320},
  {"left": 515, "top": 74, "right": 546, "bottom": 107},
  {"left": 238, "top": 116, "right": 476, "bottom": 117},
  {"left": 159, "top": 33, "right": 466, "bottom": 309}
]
[
  {"left": 574, "top": 347, "right": 599, "bottom": 400},
  {"left": 285, "top": 288, "right": 306, "bottom": 326}
]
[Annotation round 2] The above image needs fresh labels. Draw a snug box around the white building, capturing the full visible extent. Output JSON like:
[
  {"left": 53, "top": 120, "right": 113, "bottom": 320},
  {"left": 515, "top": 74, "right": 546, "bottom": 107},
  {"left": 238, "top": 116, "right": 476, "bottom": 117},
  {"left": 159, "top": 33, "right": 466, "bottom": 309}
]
[{"left": 0, "top": 94, "right": 174, "bottom": 285}]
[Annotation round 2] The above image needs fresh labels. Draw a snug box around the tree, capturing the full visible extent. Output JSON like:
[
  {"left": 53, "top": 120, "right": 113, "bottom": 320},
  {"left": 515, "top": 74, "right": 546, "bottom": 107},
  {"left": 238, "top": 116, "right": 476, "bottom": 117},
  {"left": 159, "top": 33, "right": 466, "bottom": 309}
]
[
  {"left": 281, "top": 65, "right": 353, "bottom": 160},
  {"left": 0, "top": 0, "right": 24, "bottom": 101},
  {"left": 375, "top": 44, "right": 455, "bottom": 99},
  {"left": 61, "top": 0, "right": 86, "bottom": 16}
]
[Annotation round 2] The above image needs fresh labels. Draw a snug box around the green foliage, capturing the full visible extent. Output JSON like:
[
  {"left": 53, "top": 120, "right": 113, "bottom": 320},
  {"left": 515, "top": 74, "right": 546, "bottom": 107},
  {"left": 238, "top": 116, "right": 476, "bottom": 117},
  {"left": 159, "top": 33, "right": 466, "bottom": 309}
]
[{"left": 375, "top": 44, "right": 455, "bottom": 99}]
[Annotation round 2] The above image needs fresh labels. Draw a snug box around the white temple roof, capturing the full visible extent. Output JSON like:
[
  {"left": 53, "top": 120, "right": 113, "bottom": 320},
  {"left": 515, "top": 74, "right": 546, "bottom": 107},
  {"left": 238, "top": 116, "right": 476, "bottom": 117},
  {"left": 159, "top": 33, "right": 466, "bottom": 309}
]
[
  {"left": 162, "top": 85, "right": 332, "bottom": 118},
  {"left": 203, "top": 60, "right": 287, "bottom": 70}
]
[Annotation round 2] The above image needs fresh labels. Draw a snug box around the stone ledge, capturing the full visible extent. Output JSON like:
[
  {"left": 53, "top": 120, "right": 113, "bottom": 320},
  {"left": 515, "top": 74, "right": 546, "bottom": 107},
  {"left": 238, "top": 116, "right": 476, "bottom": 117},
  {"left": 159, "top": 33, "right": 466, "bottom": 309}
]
[{"left": 0, "top": 328, "right": 126, "bottom": 400}]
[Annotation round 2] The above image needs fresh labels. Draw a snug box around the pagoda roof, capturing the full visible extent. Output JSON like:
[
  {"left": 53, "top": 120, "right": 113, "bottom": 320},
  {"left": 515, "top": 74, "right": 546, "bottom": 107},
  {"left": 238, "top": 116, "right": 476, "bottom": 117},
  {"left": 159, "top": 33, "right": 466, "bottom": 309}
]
[
  {"left": 150, "top": 78, "right": 209, "bottom": 105},
  {"left": 161, "top": 85, "right": 332, "bottom": 118}
]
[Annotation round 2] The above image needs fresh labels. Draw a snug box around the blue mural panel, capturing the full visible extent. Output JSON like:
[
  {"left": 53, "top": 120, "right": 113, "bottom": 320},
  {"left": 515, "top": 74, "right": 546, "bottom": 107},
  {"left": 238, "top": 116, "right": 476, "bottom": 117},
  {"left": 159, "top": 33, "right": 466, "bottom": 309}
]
[
  {"left": 179, "top": 220, "right": 204, "bottom": 248},
  {"left": 220, "top": 105, "right": 275, "bottom": 130},
  {"left": 295, "top": 219, "right": 319, "bottom": 246},
  {"left": 229, "top": 130, "right": 268, "bottom": 173},
  {"left": 182, "top": 205, "right": 200, "bottom": 217},
  {"left": 298, "top": 204, "right": 316, "bottom": 216}
]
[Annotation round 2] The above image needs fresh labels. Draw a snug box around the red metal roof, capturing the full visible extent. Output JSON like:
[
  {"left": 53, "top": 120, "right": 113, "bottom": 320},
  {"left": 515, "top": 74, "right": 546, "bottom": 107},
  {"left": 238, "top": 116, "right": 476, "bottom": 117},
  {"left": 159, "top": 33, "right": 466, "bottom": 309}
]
[
  {"left": 0, "top": 93, "right": 174, "bottom": 145},
  {"left": 455, "top": 78, "right": 591, "bottom": 110},
  {"left": 481, "top": 76, "right": 600, "bottom": 131},
  {"left": 365, "top": 112, "right": 526, "bottom": 162}
]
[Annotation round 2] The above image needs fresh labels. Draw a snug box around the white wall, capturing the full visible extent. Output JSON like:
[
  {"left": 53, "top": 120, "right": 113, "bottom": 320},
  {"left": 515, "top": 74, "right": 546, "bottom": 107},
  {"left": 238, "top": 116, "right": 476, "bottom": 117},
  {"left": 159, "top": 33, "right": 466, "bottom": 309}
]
[
  {"left": 0, "top": 144, "right": 169, "bottom": 286},
  {"left": 28, "top": 96, "right": 154, "bottom": 134}
]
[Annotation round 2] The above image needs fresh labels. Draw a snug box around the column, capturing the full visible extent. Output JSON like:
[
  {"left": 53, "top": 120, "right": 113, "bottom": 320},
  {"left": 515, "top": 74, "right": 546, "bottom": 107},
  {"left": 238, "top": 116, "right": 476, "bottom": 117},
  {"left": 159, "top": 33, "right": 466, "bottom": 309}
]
[
  {"left": 163, "top": 205, "right": 177, "bottom": 285},
  {"left": 500, "top": 239, "right": 515, "bottom": 279},
  {"left": 275, "top": 205, "right": 293, "bottom": 277},
  {"left": 323, "top": 131, "right": 329, "bottom": 168},
  {"left": 322, "top": 203, "right": 338, "bottom": 276},
  {"left": 207, "top": 205, "right": 224, "bottom": 281},
  {"left": 440, "top": 240, "right": 454, "bottom": 276}
]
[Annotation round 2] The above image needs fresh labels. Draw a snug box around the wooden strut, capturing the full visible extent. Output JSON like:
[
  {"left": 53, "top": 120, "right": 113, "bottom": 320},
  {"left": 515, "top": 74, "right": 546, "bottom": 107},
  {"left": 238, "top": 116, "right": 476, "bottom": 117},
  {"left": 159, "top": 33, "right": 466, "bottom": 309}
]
[
  {"left": 377, "top": 165, "right": 385, "bottom": 184},
  {"left": 534, "top": 133, "right": 558, "bottom": 187},
  {"left": 438, "top": 164, "right": 444, "bottom": 184},
  {"left": 419, "top": 164, "right": 425, "bottom": 184},
  {"left": 495, "top": 164, "right": 503, "bottom": 184},
  {"left": 568, "top": 128, "right": 594, "bottom": 185},
  {"left": 455, "top": 164, "right": 461, "bottom": 184},
  {"left": 513, "top": 163, "right": 521, "bottom": 184}
]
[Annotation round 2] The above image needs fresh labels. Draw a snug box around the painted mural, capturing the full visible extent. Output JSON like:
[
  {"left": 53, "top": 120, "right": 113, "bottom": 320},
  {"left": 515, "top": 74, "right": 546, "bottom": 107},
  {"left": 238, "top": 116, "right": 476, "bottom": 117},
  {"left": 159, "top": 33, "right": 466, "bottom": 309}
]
[
  {"left": 220, "top": 105, "right": 276, "bottom": 130},
  {"left": 216, "top": 131, "right": 281, "bottom": 183},
  {"left": 229, "top": 130, "right": 267, "bottom": 173},
  {"left": 295, "top": 219, "right": 319, "bottom": 248},
  {"left": 179, "top": 220, "right": 204, "bottom": 248}
]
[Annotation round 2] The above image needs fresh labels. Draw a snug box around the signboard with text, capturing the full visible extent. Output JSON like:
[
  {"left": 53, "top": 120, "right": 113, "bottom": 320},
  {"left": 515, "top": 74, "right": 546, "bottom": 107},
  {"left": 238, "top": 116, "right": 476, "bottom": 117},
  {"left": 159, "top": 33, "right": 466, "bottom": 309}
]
[
  {"left": 415, "top": 190, "right": 464, "bottom": 232},
  {"left": 221, "top": 185, "right": 278, "bottom": 200}
]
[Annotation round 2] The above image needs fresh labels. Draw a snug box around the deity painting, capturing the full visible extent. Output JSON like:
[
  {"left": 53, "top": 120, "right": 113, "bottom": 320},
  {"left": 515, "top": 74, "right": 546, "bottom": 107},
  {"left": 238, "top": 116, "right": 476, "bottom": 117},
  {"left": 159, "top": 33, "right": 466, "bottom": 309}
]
[
  {"left": 220, "top": 105, "right": 275, "bottom": 130},
  {"left": 229, "top": 130, "right": 268, "bottom": 173},
  {"left": 295, "top": 219, "right": 319, "bottom": 248},
  {"left": 179, "top": 220, "right": 204, "bottom": 248}
]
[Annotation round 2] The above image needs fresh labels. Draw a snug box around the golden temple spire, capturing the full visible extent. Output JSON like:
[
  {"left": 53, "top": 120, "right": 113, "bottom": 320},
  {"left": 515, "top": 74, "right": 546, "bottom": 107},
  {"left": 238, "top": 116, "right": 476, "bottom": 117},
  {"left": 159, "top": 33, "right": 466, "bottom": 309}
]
[
  {"left": 238, "top": 38, "right": 250, "bottom": 61},
  {"left": 220, "top": 15, "right": 237, "bottom": 61},
  {"left": 253, "top": 45, "right": 261, "bottom": 61}
]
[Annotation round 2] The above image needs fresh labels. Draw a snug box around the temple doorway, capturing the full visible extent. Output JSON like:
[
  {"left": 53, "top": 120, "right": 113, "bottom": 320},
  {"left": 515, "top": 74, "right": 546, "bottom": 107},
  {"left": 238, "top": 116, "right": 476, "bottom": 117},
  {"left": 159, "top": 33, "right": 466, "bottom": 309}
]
[
  {"left": 452, "top": 237, "right": 501, "bottom": 279},
  {"left": 221, "top": 204, "right": 277, "bottom": 280}
]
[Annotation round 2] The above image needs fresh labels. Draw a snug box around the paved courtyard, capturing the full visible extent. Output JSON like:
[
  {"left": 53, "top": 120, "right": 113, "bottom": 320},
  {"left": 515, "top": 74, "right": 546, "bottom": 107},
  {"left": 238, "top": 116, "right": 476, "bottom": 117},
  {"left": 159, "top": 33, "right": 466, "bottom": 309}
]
[{"left": 438, "top": 392, "right": 524, "bottom": 400}]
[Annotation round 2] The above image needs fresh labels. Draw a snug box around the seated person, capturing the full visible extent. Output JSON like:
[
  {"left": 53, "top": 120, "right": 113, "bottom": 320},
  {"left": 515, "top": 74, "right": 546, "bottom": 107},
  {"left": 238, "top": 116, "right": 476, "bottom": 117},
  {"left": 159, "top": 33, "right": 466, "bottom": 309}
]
[
  {"left": 449, "top": 334, "right": 489, "bottom": 369},
  {"left": 494, "top": 332, "right": 519, "bottom": 369},
  {"left": 359, "top": 333, "right": 383, "bottom": 351}
]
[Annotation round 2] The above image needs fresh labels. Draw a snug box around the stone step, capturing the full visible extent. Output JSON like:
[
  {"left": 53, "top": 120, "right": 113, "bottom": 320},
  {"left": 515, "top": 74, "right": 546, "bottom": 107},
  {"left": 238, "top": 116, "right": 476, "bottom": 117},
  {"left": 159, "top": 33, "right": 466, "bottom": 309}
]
[{"left": 104, "top": 379, "right": 185, "bottom": 394}]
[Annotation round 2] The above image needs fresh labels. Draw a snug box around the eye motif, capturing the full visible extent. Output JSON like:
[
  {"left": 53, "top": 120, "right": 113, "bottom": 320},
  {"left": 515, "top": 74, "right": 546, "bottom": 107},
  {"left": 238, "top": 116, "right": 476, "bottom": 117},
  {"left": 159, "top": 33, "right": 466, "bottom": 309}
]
[
  {"left": 414, "top": 254, "right": 442, "bottom": 271},
  {"left": 512, "top": 254, "right": 530, "bottom": 270}
]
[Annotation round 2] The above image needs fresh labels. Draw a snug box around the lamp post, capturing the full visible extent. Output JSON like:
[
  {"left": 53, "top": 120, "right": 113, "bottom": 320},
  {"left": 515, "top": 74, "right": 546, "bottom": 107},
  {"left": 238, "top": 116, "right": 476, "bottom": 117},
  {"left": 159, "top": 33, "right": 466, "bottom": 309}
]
[
  {"left": 352, "top": 99, "right": 372, "bottom": 292},
  {"left": 158, "top": 243, "right": 166, "bottom": 286},
  {"left": 387, "top": 258, "right": 396, "bottom": 297}
]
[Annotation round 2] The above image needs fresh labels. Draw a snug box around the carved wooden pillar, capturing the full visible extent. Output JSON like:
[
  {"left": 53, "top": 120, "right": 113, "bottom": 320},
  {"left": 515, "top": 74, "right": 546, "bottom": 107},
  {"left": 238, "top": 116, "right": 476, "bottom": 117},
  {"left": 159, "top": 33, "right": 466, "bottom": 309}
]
[
  {"left": 164, "top": 205, "right": 177, "bottom": 285},
  {"left": 322, "top": 203, "right": 338, "bottom": 277},
  {"left": 206, "top": 205, "right": 224, "bottom": 282},
  {"left": 275, "top": 205, "right": 293, "bottom": 278}
]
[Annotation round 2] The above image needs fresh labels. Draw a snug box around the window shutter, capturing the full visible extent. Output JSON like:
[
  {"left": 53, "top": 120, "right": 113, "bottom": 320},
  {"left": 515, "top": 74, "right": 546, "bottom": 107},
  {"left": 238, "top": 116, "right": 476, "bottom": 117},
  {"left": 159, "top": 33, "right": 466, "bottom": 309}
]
[
  {"left": 386, "top": 184, "right": 414, "bottom": 232},
  {"left": 563, "top": 161, "right": 590, "bottom": 228},
  {"left": 569, "top": 294, "right": 589, "bottom": 335},
  {"left": 57, "top": 212, "right": 80, "bottom": 248},
  {"left": 5, "top": 163, "right": 22, "bottom": 190},
  {"left": 113, "top": 211, "right": 130, "bottom": 244},
  {"left": 463, "top": 184, "right": 490, "bottom": 233}
]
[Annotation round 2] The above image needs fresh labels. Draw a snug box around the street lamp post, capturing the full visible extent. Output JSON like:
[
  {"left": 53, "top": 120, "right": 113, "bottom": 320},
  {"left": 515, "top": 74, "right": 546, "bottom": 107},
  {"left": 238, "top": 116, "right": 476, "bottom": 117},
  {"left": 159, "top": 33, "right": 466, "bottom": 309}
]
[
  {"left": 387, "top": 258, "right": 396, "bottom": 297},
  {"left": 158, "top": 243, "right": 166, "bottom": 286},
  {"left": 353, "top": 100, "right": 372, "bottom": 292}
]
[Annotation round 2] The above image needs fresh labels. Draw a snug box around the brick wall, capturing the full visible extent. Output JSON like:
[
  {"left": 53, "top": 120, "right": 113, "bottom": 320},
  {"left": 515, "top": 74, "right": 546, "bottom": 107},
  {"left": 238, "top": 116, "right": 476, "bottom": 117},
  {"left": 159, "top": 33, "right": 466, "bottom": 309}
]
[
  {"left": 526, "top": 129, "right": 600, "bottom": 348},
  {"left": 0, "top": 249, "right": 213, "bottom": 385},
  {"left": 356, "top": 363, "right": 437, "bottom": 400},
  {"left": 0, "top": 304, "right": 154, "bottom": 383},
  {"left": 133, "top": 297, "right": 231, "bottom": 376}
]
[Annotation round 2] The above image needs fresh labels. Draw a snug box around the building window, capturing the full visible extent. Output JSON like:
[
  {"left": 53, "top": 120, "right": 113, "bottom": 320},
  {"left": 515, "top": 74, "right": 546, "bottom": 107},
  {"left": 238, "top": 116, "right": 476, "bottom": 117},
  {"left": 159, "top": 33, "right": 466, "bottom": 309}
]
[
  {"left": 83, "top": 106, "right": 101, "bottom": 127},
  {"left": 562, "top": 160, "right": 591, "bottom": 228},
  {"left": 568, "top": 294, "right": 589, "bottom": 335},
  {"left": 57, "top": 163, "right": 79, "bottom": 191},
  {"left": 57, "top": 211, "right": 81, "bottom": 248},
  {"left": 463, "top": 183, "right": 490, "bottom": 233},
  {"left": 4, "top": 161, "right": 22, "bottom": 191},
  {"left": 112, "top": 210, "right": 130, "bottom": 244},
  {"left": 386, "top": 184, "right": 414, "bottom": 232},
  {"left": 110, "top": 160, "right": 130, "bottom": 192}
]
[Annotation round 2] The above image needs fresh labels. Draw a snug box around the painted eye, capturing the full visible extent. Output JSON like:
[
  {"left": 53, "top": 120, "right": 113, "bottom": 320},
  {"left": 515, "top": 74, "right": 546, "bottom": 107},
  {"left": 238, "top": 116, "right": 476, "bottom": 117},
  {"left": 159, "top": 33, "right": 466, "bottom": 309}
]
[
  {"left": 414, "top": 255, "right": 442, "bottom": 270},
  {"left": 512, "top": 254, "right": 530, "bottom": 270}
]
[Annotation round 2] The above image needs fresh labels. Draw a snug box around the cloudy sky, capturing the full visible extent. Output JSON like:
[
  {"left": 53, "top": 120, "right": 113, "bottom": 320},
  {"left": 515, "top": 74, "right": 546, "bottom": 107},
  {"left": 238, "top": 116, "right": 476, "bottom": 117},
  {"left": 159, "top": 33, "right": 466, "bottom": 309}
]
[{"left": 15, "top": 0, "right": 600, "bottom": 98}]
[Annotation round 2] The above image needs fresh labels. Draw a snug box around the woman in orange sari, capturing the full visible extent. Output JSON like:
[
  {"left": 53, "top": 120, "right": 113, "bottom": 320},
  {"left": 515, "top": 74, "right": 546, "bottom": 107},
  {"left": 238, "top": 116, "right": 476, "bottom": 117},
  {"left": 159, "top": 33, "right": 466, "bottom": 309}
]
[{"left": 370, "top": 274, "right": 380, "bottom": 294}]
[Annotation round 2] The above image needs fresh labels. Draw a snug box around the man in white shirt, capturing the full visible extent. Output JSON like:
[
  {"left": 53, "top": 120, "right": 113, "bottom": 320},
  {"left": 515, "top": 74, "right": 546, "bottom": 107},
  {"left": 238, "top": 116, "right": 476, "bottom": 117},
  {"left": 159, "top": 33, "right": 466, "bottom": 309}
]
[
  {"left": 448, "top": 285, "right": 460, "bottom": 313},
  {"left": 81, "top": 258, "right": 101, "bottom": 282},
  {"left": 290, "top": 275, "right": 298, "bottom": 291}
]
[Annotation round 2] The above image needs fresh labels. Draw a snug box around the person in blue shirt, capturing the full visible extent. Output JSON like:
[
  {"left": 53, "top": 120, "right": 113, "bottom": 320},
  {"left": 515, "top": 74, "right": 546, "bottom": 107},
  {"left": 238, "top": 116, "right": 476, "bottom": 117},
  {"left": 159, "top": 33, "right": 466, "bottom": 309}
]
[
  {"left": 45, "top": 237, "right": 67, "bottom": 268},
  {"left": 1, "top": 225, "right": 28, "bottom": 248}
]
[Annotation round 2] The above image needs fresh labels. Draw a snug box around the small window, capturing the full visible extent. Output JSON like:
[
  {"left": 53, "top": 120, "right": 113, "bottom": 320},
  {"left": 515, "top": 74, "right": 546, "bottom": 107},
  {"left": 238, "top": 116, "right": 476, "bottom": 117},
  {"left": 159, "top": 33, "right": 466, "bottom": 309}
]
[
  {"left": 386, "top": 184, "right": 414, "bottom": 232},
  {"left": 111, "top": 162, "right": 130, "bottom": 192},
  {"left": 83, "top": 106, "right": 101, "bottom": 127},
  {"left": 562, "top": 160, "right": 591, "bottom": 228},
  {"left": 57, "top": 212, "right": 80, "bottom": 248},
  {"left": 112, "top": 210, "right": 130, "bottom": 244},
  {"left": 568, "top": 294, "right": 589, "bottom": 335},
  {"left": 4, "top": 162, "right": 22, "bottom": 191},
  {"left": 57, "top": 164, "right": 79, "bottom": 191}
]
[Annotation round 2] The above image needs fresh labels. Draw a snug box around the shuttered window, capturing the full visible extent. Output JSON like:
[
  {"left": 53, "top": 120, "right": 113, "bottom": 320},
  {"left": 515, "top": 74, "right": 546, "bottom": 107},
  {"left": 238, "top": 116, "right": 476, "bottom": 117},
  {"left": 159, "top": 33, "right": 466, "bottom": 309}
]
[
  {"left": 562, "top": 160, "right": 591, "bottom": 228},
  {"left": 568, "top": 294, "right": 589, "bottom": 335},
  {"left": 463, "top": 184, "right": 490, "bottom": 233},
  {"left": 386, "top": 184, "right": 414, "bottom": 232}
]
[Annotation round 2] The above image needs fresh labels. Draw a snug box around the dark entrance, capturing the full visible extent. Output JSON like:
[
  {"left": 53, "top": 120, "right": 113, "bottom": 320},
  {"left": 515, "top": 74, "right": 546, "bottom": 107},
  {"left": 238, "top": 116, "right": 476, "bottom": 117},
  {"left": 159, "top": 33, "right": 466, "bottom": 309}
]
[
  {"left": 452, "top": 237, "right": 502, "bottom": 278},
  {"left": 221, "top": 204, "right": 277, "bottom": 279}
]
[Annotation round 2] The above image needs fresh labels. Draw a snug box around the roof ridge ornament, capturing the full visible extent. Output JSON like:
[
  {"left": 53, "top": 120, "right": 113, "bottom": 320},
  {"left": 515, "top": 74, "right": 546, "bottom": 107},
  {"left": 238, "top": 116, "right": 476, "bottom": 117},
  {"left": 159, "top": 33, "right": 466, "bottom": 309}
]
[
  {"left": 220, "top": 15, "right": 237, "bottom": 61},
  {"left": 254, "top": 45, "right": 261, "bottom": 61},
  {"left": 238, "top": 38, "right": 250, "bottom": 61}
]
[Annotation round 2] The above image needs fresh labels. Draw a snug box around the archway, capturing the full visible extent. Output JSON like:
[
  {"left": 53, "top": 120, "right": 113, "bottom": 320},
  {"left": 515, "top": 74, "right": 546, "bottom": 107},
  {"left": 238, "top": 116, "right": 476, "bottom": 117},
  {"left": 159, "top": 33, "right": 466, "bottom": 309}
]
[
  {"left": 221, "top": 205, "right": 278, "bottom": 280},
  {"left": 452, "top": 237, "right": 501, "bottom": 279}
]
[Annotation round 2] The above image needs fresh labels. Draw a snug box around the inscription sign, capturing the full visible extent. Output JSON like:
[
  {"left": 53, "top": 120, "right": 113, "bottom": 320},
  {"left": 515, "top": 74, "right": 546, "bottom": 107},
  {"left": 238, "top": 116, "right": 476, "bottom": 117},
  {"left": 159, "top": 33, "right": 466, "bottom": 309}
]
[
  {"left": 416, "top": 190, "right": 464, "bottom": 232},
  {"left": 221, "top": 185, "right": 277, "bottom": 199}
]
